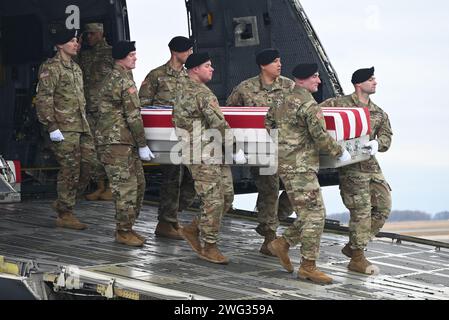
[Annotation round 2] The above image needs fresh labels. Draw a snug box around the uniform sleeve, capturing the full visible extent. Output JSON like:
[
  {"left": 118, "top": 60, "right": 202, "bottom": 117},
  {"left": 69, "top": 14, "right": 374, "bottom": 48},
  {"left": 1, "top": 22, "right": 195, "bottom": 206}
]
[
  {"left": 265, "top": 105, "right": 276, "bottom": 132},
  {"left": 377, "top": 111, "right": 393, "bottom": 152},
  {"left": 303, "top": 102, "right": 343, "bottom": 158},
  {"left": 122, "top": 80, "right": 147, "bottom": 147},
  {"left": 35, "top": 64, "right": 60, "bottom": 132},
  {"left": 199, "top": 94, "right": 230, "bottom": 138},
  {"left": 226, "top": 85, "right": 244, "bottom": 106},
  {"left": 138, "top": 71, "right": 158, "bottom": 107},
  {"left": 319, "top": 97, "right": 338, "bottom": 108}
]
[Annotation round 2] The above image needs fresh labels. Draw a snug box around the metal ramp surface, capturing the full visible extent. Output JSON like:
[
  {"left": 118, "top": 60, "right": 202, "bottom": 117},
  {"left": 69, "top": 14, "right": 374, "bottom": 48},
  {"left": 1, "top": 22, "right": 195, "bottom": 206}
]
[{"left": 0, "top": 200, "right": 448, "bottom": 300}]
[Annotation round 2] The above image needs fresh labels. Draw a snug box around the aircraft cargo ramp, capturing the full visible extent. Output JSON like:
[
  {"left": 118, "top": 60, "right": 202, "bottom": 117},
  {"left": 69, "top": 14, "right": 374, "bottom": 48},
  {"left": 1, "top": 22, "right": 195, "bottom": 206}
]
[{"left": 1, "top": 200, "right": 449, "bottom": 300}]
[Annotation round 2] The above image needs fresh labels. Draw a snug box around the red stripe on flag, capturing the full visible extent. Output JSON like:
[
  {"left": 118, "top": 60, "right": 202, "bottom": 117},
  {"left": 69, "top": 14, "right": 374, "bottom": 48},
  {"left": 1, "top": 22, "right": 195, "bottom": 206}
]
[
  {"left": 352, "top": 109, "right": 363, "bottom": 137},
  {"left": 13, "top": 161, "right": 21, "bottom": 183},
  {"left": 338, "top": 112, "right": 350, "bottom": 140},
  {"left": 142, "top": 114, "right": 173, "bottom": 128},
  {"left": 324, "top": 115, "right": 336, "bottom": 130},
  {"left": 224, "top": 115, "right": 266, "bottom": 128},
  {"left": 363, "top": 107, "right": 372, "bottom": 135}
]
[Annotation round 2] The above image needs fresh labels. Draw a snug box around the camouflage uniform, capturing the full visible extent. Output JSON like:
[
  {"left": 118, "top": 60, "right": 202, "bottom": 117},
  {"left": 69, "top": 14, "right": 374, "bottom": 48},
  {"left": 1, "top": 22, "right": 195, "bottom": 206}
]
[
  {"left": 78, "top": 38, "right": 114, "bottom": 183},
  {"left": 320, "top": 93, "right": 393, "bottom": 249},
  {"left": 139, "top": 62, "right": 196, "bottom": 224},
  {"left": 173, "top": 78, "right": 234, "bottom": 244},
  {"left": 35, "top": 51, "right": 96, "bottom": 213},
  {"left": 226, "top": 74, "right": 294, "bottom": 236},
  {"left": 265, "top": 86, "right": 343, "bottom": 260},
  {"left": 96, "top": 64, "right": 147, "bottom": 230}
]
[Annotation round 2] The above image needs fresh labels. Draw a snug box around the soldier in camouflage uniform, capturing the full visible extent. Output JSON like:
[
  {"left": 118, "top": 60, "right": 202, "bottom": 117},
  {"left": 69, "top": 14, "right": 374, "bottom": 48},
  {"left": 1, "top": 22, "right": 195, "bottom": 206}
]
[
  {"left": 174, "top": 52, "right": 238, "bottom": 265},
  {"left": 226, "top": 48, "right": 295, "bottom": 256},
  {"left": 320, "top": 67, "right": 392, "bottom": 275},
  {"left": 96, "top": 41, "right": 155, "bottom": 247},
  {"left": 78, "top": 23, "right": 114, "bottom": 201},
  {"left": 35, "top": 29, "right": 96, "bottom": 230},
  {"left": 265, "top": 63, "right": 351, "bottom": 284},
  {"left": 139, "top": 36, "right": 196, "bottom": 240}
]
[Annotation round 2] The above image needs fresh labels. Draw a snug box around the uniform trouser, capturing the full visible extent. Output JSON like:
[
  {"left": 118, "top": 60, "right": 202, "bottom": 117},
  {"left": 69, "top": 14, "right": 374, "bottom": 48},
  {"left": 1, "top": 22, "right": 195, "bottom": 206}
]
[
  {"left": 186, "top": 164, "right": 234, "bottom": 244},
  {"left": 157, "top": 165, "right": 196, "bottom": 224},
  {"left": 279, "top": 171, "right": 326, "bottom": 261},
  {"left": 277, "top": 190, "right": 294, "bottom": 220},
  {"left": 51, "top": 132, "right": 96, "bottom": 212},
  {"left": 85, "top": 111, "right": 107, "bottom": 183},
  {"left": 97, "top": 145, "right": 146, "bottom": 230},
  {"left": 339, "top": 171, "right": 392, "bottom": 249},
  {"left": 251, "top": 166, "right": 280, "bottom": 236}
]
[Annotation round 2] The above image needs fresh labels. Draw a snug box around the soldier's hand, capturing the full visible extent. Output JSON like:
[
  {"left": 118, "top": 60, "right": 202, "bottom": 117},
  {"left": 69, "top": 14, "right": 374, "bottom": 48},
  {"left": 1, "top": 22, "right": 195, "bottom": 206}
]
[
  {"left": 233, "top": 149, "right": 247, "bottom": 164},
  {"left": 139, "top": 146, "right": 155, "bottom": 161},
  {"left": 49, "top": 129, "right": 64, "bottom": 142},
  {"left": 338, "top": 148, "right": 351, "bottom": 162},
  {"left": 363, "top": 140, "right": 379, "bottom": 156}
]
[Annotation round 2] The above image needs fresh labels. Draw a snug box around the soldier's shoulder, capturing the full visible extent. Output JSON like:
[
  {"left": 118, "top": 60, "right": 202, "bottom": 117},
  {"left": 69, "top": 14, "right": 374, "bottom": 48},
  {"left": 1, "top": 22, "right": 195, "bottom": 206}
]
[
  {"left": 39, "top": 57, "right": 61, "bottom": 75},
  {"left": 279, "top": 75, "right": 295, "bottom": 86},
  {"left": 41, "top": 56, "right": 60, "bottom": 68},
  {"left": 144, "top": 64, "right": 167, "bottom": 80},
  {"left": 290, "top": 89, "right": 316, "bottom": 109},
  {"left": 235, "top": 76, "right": 259, "bottom": 90},
  {"left": 370, "top": 100, "right": 384, "bottom": 112},
  {"left": 98, "top": 45, "right": 112, "bottom": 56}
]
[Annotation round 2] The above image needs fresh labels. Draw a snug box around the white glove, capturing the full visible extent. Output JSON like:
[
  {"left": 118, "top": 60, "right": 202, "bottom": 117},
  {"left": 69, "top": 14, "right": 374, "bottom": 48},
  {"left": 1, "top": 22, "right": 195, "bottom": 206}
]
[
  {"left": 139, "top": 146, "right": 155, "bottom": 161},
  {"left": 49, "top": 129, "right": 64, "bottom": 142},
  {"left": 364, "top": 140, "right": 379, "bottom": 156},
  {"left": 338, "top": 148, "right": 352, "bottom": 162},
  {"left": 233, "top": 149, "right": 247, "bottom": 164}
]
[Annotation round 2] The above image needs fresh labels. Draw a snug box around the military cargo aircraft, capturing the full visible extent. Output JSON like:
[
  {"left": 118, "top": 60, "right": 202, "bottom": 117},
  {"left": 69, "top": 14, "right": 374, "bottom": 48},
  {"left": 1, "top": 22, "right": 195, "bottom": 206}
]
[{"left": 1, "top": 0, "right": 448, "bottom": 300}]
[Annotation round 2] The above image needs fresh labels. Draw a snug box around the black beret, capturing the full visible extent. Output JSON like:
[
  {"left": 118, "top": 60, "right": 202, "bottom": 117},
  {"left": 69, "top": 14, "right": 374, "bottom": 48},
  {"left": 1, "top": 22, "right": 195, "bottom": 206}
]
[
  {"left": 52, "top": 28, "right": 78, "bottom": 45},
  {"left": 351, "top": 67, "right": 375, "bottom": 84},
  {"left": 168, "top": 36, "right": 194, "bottom": 52},
  {"left": 112, "top": 41, "right": 136, "bottom": 59},
  {"left": 292, "top": 63, "right": 319, "bottom": 79},
  {"left": 256, "top": 48, "right": 280, "bottom": 66},
  {"left": 185, "top": 52, "right": 210, "bottom": 69}
]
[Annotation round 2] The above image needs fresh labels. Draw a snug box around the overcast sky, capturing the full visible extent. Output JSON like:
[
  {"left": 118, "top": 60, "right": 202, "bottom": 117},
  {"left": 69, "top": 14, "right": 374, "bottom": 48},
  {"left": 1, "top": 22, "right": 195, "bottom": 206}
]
[{"left": 127, "top": 0, "right": 449, "bottom": 215}]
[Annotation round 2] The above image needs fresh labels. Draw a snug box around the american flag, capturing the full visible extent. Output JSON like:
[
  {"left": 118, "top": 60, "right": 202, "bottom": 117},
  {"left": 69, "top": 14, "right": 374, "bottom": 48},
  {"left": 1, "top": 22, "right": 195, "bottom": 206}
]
[{"left": 141, "top": 106, "right": 371, "bottom": 142}]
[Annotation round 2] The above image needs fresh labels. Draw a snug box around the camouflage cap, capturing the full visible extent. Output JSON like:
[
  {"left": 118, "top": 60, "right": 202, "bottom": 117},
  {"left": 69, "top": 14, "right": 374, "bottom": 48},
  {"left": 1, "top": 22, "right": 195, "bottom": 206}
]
[{"left": 84, "top": 23, "right": 104, "bottom": 33}]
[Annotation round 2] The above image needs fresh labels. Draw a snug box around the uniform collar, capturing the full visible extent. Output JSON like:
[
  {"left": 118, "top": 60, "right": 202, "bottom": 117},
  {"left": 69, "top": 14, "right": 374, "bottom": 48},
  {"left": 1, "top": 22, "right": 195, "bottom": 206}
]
[
  {"left": 114, "top": 63, "right": 130, "bottom": 75},
  {"left": 292, "top": 85, "right": 313, "bottom": 98},
  {"left": 55, "top": 51, "right": 74, "bottom": 69},
  {"left": 165, "top": 61, "right": 188, "bottom": 77},
  {"left": 350, "top": 92, "right": 375, "bottom": 109},
  {"left": 257, "top": 74, "right": 283, "bottom": 92},
  {"left": 92, "top": 38, "right": 109, "bottom": 50}
]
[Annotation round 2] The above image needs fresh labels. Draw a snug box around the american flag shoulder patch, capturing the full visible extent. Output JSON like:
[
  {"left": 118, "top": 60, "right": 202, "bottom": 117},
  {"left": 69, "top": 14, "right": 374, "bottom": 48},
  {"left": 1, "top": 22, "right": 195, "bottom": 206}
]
[{"left": 40, "top": 71, "right": 50, "bottom": 79}]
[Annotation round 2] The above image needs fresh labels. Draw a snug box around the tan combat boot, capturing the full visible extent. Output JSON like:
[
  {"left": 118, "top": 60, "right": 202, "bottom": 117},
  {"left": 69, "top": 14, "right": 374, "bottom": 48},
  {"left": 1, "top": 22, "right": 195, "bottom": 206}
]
[
  {"left": 348, "top": 249, "right": 380, "bottom": 275},
  {"left": 200, "top": 243, "right": 229, "bottom": 265},
  {"left": 267, "top": 236, "right": 294, "bottom": 273},
  {"left": 99, "top": 187, "right": 113, "bottom": 201},
  {"left": 341, "top": 242, "right": 353, "bottom": 258},
  {"left": 179, "top": 218, "right": 202, "bottom": 253},
  {"left": 115, "top": 230, "right": 144, "bottom": 247},
  {"left": 85, "top": 180, "right": 106, "bottom": 201},
  {"left": 130, "top": 230, "right": 147, "bottom": 242},
  {"left": 155, "top": 221, "right": 183, "bottom": 240},
  {"left": 259, "top": 230, "right": 277, "bottom": 257},
  {"left": 56, "top": 212, "right": 87, "bottom": 230},
  {"left": 298, "top": 259, "right": 333, "bottom": 284}
]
